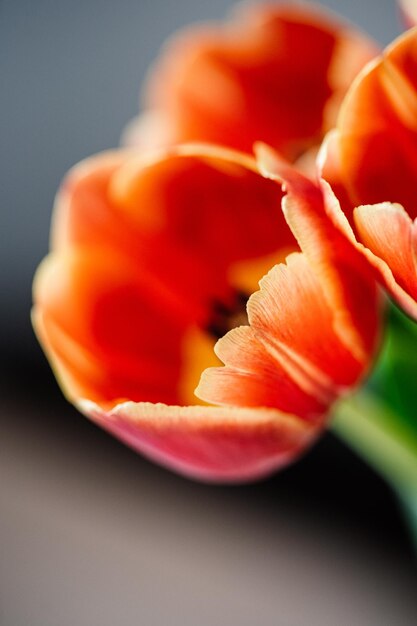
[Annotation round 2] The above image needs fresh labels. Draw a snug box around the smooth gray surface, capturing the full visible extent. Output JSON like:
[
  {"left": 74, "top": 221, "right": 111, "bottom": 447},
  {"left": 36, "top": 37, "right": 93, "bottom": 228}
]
[{"left": 2, "top": 398, "right": 417, "bottom": 626}]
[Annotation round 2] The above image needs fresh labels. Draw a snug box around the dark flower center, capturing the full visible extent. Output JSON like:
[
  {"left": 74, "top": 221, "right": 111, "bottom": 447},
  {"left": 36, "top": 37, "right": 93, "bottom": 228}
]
[{"left": 206, "top": 291, "right": 249, "bottom": 339}]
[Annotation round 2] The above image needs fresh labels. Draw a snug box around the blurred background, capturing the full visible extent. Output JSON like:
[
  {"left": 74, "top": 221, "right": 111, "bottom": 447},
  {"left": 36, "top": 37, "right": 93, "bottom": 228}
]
[{"left": 1, "top": 1, "right": 416, "bottom": 624}]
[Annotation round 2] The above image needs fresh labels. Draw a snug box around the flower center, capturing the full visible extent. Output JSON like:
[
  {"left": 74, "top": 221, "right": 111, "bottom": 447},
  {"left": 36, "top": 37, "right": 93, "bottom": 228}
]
[{"left": 206, "top": 291, "right": 249, "bottom": 339}]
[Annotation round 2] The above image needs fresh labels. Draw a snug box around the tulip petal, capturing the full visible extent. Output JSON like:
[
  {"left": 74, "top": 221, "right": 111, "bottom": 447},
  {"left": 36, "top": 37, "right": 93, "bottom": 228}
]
[
  {"left": 316, "top": 129, "right": 355, "bottom": 220},
  {"left": 110, "top": 144, "right": 292, "bottom": 268},
  {"left": 247, "top": 254, "right": 363, "bottom": 388},
  {"left": 337, "top": 28, "right": 417, "bottom": 213},
  {"left": 51, "top": 151, "right": 131, "bottom": 252},
  {"left": 197, "top": 252, "right": 368, "bottom": 421},
  {"left": 318, "top": 132, "right": 417, "bottom": 320},
  {"left": 78, "top": 399, "right": 319, "bottom": 482},
  {"left": 354, "top": 203, "right": 417, "bottom": 301},
  {"left": 256, "top": 144, "right": 381, "bottom": 365},
  {"left": 51, "top": 145, "right": 294, "bottom": 326},
  {"left": 196, "top": 325, "right": 328, "bottom": 419},
  {"left": 320, "top": 29, "right": 417, "bottom": 317},
  {"left": 33, "top": 247, "right": 187, "bottom": 404}
]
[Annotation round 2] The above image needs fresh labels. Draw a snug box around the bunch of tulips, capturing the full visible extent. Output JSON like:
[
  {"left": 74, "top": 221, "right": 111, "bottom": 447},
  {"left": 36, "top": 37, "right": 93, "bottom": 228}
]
[{"left": 33, "top": 0, "right": 417, "bottom": 537}]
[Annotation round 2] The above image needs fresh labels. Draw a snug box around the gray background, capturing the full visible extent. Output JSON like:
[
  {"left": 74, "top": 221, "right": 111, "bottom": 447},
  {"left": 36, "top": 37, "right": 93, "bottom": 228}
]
[{"left": 2, "top": 1, "right": 416, "bottom": 625}]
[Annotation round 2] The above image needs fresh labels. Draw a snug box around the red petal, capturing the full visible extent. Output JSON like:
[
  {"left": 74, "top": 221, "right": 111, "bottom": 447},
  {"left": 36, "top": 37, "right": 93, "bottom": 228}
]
[{"left": 79, "top": 399, "right": 319, "bottom": 483}]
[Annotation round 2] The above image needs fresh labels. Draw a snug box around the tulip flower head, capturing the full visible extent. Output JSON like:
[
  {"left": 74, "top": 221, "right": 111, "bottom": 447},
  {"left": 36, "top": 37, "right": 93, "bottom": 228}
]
[
  {"left": 321, "top": 28, "right": 417, "bottom": 320},
  {"left": 124, "top": 2, "right": 378, "bottom": 163},
  {"left": 33, "top": 144, "right": 381, "bottom": 481}
]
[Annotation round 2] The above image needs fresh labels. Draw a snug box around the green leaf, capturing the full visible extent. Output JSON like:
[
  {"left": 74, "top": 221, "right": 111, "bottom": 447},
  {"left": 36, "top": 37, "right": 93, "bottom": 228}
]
[{"left": 368, "top": 303, "right": 417, "bottom": 443}]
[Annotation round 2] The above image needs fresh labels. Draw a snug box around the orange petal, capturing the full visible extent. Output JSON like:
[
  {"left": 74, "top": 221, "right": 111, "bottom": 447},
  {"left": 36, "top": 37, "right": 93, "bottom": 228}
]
[
  {"left": 127, "top": 3, "right": 377, "bottom": 160},
  {"left": 354, "top": 203, "right": 417, "bottom": 301},
  {"left": 197, "top": 252, "right": 370, "bottom": 421},
  {"left": 256, "top": 144, "right": 381, "bottom": 365},
  {"left": 33, "top": 247, "right": 187, "bottom": 404},
  {"left": 319, "top": 133, "right": 417, "bottom": 319},
  {"left": 51, "top": 151, "right": 132, "bottom": 252},
  {"left": 196, "top": 325, "right": 328, "bottom": 419},
  {"left": 51, "top": 145, "right": 294, "bottom": 326},
  {"left": 247, "top": 254, "right": 364, "bottom": 388},
  {"left": 78, "top": 399, "right": 319, "bottom": 482},
  {"left": 110, "top": 144, "right": 292, "bottom": 269},
  {"left": 317, "top": 130, "right": 356, "bottom": 222},
  {"left": 319, "top": 29, "right": 417, "bottom": 317},
  {"left": 337, "top": 28, "right": 417, "bottom": 213}
]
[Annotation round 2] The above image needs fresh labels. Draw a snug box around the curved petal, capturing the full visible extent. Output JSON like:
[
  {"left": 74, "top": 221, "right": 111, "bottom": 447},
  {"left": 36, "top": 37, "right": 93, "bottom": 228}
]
[
  {"left": 337, "top": 27, "right": 417, "bottom": 213},
  {"left": 126, "top": 3, "right": 377, "bottom": 160},
  {"left": 247, "top": 254, "right": 364, "bottom": 388},
  {"left": 316, "top": 129, "right": 355, "bottom": 220},
  {"left": 78, "top": 399, "right": 319, "bottom": 483},
  {"left": 197, "top": 252, "right": 371, "bottom": 421},
  {"left": 50, "top": 145, "right": 294, "bottom": 325},
  {"left": 110, "top": 144, "right": 292, "bottom": 269},
  {"left": 354, "top": 203, "right": 417, "bottom": 301},
  {"left": 318, "top": 135, "right": 417, "bottom": 319},
  {"left": 196, "top": 325, "right": 329, "bottom": 419},
  {"left": 51, "top": 151, "right": 132, "bottom": 252},
  {"left": 33, "top": 247, "right": 187, "bottom": 404},
  {"left": 319, "top": 29, "right": 417, "bottom": 317},
  {"left": 256, "top": 143, "right": 381, "bottom": 365}
]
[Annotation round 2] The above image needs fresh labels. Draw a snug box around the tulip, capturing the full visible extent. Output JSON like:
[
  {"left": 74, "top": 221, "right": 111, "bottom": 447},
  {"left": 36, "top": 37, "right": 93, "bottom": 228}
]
[
  {"left": 33, "top": 144, "right": 381, "bottom": 481},
  {"left": 124, "top": 2, "right": 377, "bottom": 163},
  {"left": 320, "top": 28, "right": 417, "bottom": 320}
]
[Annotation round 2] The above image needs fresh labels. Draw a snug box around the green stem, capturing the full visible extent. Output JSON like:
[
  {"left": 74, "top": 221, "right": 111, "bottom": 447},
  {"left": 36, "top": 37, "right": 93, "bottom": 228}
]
[
  {"left": 332, "top": 392, "right": 417, "bottom": 492},
  {"left": 331, "top": 391, "right": 417, "bottom": 547}
]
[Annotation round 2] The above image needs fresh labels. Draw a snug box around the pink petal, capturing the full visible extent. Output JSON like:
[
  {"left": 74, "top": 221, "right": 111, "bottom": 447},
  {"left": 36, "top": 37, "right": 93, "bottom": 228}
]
[{"left": 79, "top": 400, "right": 319, "bottom": 483}]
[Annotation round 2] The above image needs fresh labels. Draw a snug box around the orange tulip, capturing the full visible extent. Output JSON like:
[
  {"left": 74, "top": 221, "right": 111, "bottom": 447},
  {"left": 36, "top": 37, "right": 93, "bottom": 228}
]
[
  {"left": 124, "top": 2, "right": 377, "bottom": 163},
  {"left": 321, "top": 28, "right": 417, "bottom": 320},
  {"left": 33, "top": 144, "right": 381, "bottom": 481}
]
